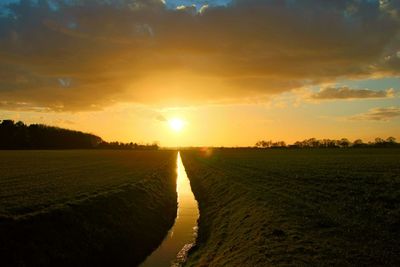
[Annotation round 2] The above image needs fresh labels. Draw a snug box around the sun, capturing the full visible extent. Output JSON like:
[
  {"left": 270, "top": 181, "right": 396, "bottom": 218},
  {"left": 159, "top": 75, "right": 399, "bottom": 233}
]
[{"left": 169, "top": 118, "right": 185, "bottom": 132}]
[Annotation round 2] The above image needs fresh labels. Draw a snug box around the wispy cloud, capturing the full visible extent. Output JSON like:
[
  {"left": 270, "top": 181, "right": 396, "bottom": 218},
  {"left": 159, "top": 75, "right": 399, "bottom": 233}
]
[
  {"left": 0, "top": 101, "right": 56, "bottom": 112},
  {"left": 310, "top": 87, "right": 395, "bottom": 100},
  {"left": 156, "top": 114, "right": 167, "bottom": 122},
  {"left": 349, "top": 106, "right": 400, "bottom": 121}
]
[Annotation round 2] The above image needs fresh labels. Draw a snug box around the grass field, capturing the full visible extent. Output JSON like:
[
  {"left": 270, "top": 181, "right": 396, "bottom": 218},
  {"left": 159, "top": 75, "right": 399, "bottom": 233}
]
[
  {"left": 0, "top": 150, "right": 177, "bottom": 266},
  {"left": 181, "top": 148, "right": 400, "bottom": 266}
]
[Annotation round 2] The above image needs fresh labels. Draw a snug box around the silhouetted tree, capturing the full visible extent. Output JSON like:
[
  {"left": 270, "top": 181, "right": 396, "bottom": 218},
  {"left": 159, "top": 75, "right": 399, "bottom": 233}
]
[
  {"left": 339, "top": 138, "right": 351, "bottom": 148},
  {"left": 255, "top": 136, "right": 398, "bottom": 149},
  {"left": 0, "top": 119, "right": 161, "bottom": 150},
  {"left": 353, "top": 139, "right": 367, "bottom": 148},
  {"left": 256, "top": 140, "right": 286, "bottom": 148}
]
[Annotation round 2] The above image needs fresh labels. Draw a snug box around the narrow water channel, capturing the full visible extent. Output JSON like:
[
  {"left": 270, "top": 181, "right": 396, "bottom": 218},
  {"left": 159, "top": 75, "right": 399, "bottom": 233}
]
[{"left": 140, "top": 152, "right": 199, "bottom": 267}]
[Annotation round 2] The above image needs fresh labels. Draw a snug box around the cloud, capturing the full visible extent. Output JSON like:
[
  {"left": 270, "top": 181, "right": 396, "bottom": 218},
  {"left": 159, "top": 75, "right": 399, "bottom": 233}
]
[
  {"left": 156, "top": 114, "right": 167, "bottom": 121},
  {"left": 0, "top": 0, "right": 399, "bottom": 111},
  {"left": 0, "top": 101, "right": 55, "bottom": 112},
  {"left": 53, "top": 119, "right": 75, "bottom": 125},
  {"left": 349, "top": 106, "right": 400, "bottom": 121},
  {"left": 310, "top": 87, "right": 395, "bottom": 100}
]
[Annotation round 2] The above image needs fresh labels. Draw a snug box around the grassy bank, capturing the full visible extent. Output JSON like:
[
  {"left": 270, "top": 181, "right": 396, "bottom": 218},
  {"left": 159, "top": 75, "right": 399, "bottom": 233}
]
[
  {"left": 0, "top": 150, "right": 177, "bottom": 266},
  {"left": 181, "top": 149, "right": 400, "bottom": 266}
]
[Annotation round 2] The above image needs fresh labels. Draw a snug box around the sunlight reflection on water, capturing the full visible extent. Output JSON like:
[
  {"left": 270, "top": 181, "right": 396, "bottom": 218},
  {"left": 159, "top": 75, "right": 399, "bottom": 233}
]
[{"left": 140, "top": 152, "right": 199, "bottom": 267}]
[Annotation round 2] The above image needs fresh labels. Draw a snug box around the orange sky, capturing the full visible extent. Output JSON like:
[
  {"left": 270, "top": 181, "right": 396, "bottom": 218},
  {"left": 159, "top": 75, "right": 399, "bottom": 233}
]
[{"left": 0, "top": 0, "right": 399, "bottom": 146}]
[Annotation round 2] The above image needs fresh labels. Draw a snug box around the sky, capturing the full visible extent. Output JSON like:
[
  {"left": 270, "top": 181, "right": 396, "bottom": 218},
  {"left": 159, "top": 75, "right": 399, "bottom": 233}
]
[{"left": 0, "top": 0, "right": 399, "bottom": 147}]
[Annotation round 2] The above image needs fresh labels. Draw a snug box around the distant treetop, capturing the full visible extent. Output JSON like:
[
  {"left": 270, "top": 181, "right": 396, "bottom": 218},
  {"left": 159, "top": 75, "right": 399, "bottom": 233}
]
[
  {"left": 0, "top": 120, "right": 159, "bottom": 150},
  {"left": 255, "top": 137, "right": 398, "bottom": 149}
]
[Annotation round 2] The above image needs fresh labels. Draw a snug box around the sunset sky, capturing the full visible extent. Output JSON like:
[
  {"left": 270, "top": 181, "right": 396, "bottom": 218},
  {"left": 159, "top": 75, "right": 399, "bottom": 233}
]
[{"left": 0, "top": 0, "right": 399, "bottom": 147}]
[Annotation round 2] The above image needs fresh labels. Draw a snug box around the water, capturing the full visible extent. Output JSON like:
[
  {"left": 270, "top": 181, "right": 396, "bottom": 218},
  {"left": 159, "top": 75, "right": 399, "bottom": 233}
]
[{"left": 140, "top": 152, "right": 199, "bottom": 267}]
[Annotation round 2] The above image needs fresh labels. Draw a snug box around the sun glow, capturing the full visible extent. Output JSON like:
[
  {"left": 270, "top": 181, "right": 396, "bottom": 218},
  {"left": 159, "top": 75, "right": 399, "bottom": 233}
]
[{"left": 169, "top": 118, "right": 185, "bottom": 132}]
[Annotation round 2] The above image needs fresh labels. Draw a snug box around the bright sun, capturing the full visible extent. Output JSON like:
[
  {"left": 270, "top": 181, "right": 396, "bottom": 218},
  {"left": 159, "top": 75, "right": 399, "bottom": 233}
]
[{"left": 169, "top": 118, "right": 184, "bottom": 132}]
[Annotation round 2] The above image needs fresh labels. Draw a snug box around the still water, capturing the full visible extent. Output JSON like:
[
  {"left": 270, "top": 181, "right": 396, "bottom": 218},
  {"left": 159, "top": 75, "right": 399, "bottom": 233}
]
[{"left": 140, "top": 152, "right": 199, "bottom": 267}]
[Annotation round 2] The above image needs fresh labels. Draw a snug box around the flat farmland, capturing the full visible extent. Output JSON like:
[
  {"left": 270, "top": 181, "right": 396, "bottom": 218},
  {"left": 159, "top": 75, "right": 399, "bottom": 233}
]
[
  {"left": 0, "top": 150, "right": 175, "bottom": 218},
  {"left": 181, "top": 148, "right": 400, "bottom": 266},
  {"left": 0, "top": 150, "right": 177, "bottom": 266}
]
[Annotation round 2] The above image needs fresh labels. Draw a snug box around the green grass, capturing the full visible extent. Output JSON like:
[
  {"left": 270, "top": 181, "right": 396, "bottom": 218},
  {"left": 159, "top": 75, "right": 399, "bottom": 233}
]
[
  {"left": 0, "top": 150, "right": 174, "bottom": 217},
  {"left": 0, "top": 150, "right": 178, "bottom": 266},
  {"left": 181, "top": 148, "right": 400, "bottom": 266}
]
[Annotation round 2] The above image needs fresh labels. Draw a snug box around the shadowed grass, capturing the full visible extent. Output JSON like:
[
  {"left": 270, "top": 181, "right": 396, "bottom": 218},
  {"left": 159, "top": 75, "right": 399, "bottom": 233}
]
[
  {"left": 0, "top": 150, "right": 177, "bottom": 266},
  {"left": 181, "top": 148, "right": 400, "bottom": 266}
]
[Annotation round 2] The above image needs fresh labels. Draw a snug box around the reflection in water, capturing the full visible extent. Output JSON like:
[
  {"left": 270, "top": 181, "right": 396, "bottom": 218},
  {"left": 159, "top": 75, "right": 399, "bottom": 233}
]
[{"left": 140, "top": 152, "right": 199, "bottom": 267}]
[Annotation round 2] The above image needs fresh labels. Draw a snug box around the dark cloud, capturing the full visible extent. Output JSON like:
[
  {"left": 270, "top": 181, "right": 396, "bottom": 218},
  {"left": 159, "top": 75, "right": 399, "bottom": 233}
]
[
  {"left": 0, "top": 0, "right": 399, "bottom": 111},
  {"left": 311, "top": 87, "right": 394, "bottom": 100},
  {"left": 349, "top": 106, "right": 400, "bottom": 121}
]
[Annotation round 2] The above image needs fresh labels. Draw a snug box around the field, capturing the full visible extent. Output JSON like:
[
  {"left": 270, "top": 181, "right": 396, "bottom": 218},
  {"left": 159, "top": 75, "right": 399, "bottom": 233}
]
[
  {"left": 2, "top": 148, "right": 399, "bottom": 266},
  {"left": 0, "top": 150, "right": 177, "bottom": 266},
  {"left": 181, "top": 148, "right": 400, "bottom": 266}
]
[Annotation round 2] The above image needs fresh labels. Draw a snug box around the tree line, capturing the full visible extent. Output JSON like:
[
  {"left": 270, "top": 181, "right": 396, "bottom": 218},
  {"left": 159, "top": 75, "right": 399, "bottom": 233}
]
[
  {"left": 0, "top": 120, "right": 159, "bottom": 150},
  {"left": 255, "top": 137, "right": 399, "bottom": 149}
]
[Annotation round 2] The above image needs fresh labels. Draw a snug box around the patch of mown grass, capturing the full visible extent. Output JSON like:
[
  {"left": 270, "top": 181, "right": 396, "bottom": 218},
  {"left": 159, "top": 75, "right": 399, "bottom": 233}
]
[
  {"left": 0, "top": 150, "right": 177, "bottom": 266},
  {"left": 181, "top": 149, "right": 400, "bottom": 266},
  {"left": 0, "top": 150, "right": 175, "bottom": 217}
]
